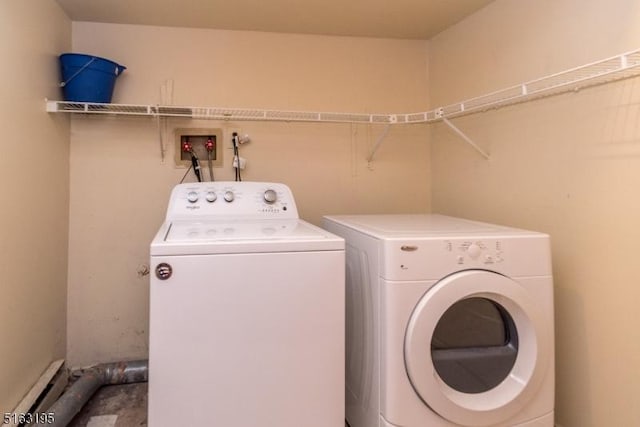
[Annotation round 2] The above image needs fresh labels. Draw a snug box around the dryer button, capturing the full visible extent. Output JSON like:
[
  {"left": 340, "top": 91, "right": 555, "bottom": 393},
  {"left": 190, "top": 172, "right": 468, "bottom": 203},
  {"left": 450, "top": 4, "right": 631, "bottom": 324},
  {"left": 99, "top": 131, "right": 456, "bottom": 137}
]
[{"left": 467, "top": 243, "right": 481, "bottom": 259}]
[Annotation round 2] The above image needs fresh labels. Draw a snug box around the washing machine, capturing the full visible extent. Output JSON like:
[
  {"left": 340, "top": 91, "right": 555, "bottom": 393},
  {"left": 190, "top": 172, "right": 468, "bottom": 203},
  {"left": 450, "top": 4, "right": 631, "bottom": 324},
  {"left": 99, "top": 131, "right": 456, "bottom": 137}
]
[
  {"left": 149, "top": 182, "right": 345, "bottom": 427},
  {"left": 322, "top": 214, "right": 554, "bottom": 427}
]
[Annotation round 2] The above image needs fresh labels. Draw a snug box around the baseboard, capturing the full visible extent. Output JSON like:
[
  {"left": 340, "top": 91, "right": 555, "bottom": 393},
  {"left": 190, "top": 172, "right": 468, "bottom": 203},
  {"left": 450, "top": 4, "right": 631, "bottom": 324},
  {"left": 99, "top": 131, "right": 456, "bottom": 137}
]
[{"left": 9, "top": 360, "right": 66, "bottom": 427}]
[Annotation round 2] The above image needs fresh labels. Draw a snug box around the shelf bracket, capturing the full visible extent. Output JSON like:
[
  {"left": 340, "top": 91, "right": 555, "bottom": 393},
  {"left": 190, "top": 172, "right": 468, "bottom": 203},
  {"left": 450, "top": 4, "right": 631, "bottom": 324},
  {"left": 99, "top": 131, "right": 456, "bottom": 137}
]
[
  {"left": 442, "top": 118, "right": 490, "bottom": 160},
  {"left": 366, "top": 123, "right": 392, "bottom": 163},
  {"left": 156, "top": 111, "right": 167, "bottom": 163}
]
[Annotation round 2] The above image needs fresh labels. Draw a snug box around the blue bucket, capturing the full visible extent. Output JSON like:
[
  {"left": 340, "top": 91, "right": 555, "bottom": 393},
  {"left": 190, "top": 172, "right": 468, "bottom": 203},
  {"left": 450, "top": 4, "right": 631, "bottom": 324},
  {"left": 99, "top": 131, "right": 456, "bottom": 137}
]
[{"left": 59, "top": 53, "right": 126, "bottom": 103}]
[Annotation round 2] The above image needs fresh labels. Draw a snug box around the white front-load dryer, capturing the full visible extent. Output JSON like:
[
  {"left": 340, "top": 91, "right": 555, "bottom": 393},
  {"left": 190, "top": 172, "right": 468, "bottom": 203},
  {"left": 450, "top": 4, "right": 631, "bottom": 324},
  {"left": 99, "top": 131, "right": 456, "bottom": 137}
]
[{"left": 322, "top": 214, "right": 554, "bottom": 427}]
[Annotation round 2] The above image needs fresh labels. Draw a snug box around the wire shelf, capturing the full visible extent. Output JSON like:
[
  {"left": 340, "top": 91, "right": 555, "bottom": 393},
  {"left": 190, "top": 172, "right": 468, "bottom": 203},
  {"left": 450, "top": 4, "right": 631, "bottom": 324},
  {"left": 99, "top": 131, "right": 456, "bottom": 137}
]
[
  {"left": 46, "top": 101, "right": 396, "bottom": 124},
  {"left": 434, "top": 48, "right": 640, "bottom": 120},
  {"left": 47, "top": 48, "right": 640, "bottom": 125}
]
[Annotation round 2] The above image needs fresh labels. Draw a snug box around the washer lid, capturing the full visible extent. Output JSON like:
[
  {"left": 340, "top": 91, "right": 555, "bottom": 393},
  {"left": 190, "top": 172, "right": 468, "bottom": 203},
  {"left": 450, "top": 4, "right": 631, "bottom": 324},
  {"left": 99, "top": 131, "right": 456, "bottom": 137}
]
[{"left": 151, "top": 219, "right": 344, "bottom": 255}]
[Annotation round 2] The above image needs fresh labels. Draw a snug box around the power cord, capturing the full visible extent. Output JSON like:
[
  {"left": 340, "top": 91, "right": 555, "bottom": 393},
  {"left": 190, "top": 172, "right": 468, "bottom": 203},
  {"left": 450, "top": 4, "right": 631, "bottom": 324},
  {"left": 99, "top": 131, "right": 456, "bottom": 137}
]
[
  {"left": 191, "top": 151, "right": 202, "bottom": 182},
  {"left": 232, "top": 132, "right": 242, "bottom": 181},
  {"left": 179, "top": 164, "right": 193, "bottom": 183},
  {"left": 205, "top": 136, "right": 215, "bottom": 181},
  {"left": 180, "top": 137, "right": 202, "bottom": 183}
]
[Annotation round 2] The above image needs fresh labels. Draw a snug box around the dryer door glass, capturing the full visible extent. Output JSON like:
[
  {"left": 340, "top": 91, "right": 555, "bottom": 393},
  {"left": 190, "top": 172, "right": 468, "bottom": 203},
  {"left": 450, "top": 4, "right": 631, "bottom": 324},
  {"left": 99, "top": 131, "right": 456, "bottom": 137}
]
[{"left": 430, "top": 297, "right": 518, "bottom": 393}]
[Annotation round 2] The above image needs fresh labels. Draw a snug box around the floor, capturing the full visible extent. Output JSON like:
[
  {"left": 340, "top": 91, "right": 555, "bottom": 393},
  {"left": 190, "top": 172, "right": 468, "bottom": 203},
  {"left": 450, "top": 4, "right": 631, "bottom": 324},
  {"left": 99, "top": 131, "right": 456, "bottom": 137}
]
[
  {"left": 68, "top": 383, "right": 348, "bottom": 427},
  {"left": 68, "top": 383, "right": 147, "bottom": 427}
]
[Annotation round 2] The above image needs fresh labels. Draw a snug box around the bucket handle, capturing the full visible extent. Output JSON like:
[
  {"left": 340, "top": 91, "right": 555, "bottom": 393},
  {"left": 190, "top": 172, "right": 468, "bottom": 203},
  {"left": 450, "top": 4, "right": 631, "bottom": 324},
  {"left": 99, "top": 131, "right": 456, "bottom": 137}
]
[{"left": 60, "top": 57, "right": 97, "bottom": 88}]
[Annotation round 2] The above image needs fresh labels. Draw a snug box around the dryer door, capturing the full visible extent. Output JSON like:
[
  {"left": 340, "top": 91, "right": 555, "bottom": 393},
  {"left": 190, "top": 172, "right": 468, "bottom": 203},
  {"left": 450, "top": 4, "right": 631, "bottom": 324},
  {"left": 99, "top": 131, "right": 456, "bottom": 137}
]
[{"left": 404, "top": 270, "right": 551, "bottom": 426}]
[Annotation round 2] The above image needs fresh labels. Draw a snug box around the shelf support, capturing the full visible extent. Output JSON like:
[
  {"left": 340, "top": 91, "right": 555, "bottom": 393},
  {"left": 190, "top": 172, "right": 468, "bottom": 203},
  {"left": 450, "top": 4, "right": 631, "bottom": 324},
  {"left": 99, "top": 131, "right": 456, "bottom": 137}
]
[
  {"left": 367, "top": 123, "right": 392, "bottom": 163},
  {"left": 156, "top": 112, "right": 167, "bottom": 163},
  {"left": 442, "top": 118, "right": 490, "bottom": 160}
]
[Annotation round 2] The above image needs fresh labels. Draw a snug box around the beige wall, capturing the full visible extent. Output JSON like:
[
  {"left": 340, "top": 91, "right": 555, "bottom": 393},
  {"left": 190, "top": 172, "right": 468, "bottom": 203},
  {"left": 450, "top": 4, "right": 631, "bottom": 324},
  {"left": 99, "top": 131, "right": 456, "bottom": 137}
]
[
  {"left": 66, "top": 23, "right": 430, "bottom": 367},
  {"left": 429, "top": 0, "right": 640, "bottom": 426},
  {"left": 7, "top": 2, "right": 638, "bottom": 424},
  {"left": 0, "top": 0, "right": 70, "bottom": 415}
]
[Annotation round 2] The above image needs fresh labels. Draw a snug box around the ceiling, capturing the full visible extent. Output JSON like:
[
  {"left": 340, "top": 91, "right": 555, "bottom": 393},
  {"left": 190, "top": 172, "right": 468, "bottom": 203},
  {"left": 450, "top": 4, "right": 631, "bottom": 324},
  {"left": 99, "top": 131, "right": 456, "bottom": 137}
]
[{"left": 54, "top": 0, "right": 495, "bottom": 40}]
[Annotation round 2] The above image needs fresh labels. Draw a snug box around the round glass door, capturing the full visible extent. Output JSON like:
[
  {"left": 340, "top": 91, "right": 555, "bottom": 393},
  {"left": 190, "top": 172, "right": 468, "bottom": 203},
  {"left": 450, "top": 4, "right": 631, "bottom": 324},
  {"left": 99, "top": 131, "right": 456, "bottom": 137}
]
[
  {"left": 404, "top": 270, "right": 550, "bottom": 426},
  {"left": 431, "top": 297, "right": 518, "bottom": 394}
]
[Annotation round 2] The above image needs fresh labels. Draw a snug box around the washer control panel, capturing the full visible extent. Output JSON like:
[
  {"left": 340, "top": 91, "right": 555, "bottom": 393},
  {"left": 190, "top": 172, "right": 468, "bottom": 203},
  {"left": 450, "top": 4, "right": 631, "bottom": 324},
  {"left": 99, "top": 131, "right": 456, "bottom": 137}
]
[{"left": 165, "top": 182, "right": 299, "bottom": 220}]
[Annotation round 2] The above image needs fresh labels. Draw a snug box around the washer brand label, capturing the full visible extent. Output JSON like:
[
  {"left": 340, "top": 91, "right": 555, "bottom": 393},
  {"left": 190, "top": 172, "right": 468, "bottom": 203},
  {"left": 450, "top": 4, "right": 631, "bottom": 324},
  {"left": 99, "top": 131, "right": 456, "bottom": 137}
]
[{"left": 155, "top": 263, "right": 173, "bottom": 280}]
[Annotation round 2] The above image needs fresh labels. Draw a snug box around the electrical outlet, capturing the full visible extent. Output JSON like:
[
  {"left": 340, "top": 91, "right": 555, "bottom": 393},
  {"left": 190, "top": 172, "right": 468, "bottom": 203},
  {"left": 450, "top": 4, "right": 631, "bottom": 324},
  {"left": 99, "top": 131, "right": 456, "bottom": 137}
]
[{"left": 174, "top": 128, "right": 223, "bottom": 167}]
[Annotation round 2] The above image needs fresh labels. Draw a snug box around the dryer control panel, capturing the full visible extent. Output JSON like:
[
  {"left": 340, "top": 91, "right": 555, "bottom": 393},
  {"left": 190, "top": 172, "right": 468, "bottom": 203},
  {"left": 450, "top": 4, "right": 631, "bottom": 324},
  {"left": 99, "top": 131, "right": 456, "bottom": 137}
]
[
  {"left": 165, "top": 182, "right": 299, "bottom": 221},
  {"left": 448, "top": 240, "right": 505, "bottom": 266},
  {"left": 382, "top": 234, "right": 552, "bottom": 280}
]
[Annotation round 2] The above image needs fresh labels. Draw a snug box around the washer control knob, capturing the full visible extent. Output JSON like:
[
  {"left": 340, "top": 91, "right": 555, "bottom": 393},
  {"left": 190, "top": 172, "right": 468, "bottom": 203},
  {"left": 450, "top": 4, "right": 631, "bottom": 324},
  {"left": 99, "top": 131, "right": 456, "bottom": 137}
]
[
  {"left": 187, "top": 191, "right": 199, "bottom": 203},
  {"left": 205, "top": 191, "right": 217, "bottom": 203},
  {"left": 467, "top": 243, "right": 481, "bottom": 259},
  {"left": 263, "top": 189, "right": 278, "bottom": 204},
  {"left": 224, "top": 191, "right": 235, "bottom": 203}
]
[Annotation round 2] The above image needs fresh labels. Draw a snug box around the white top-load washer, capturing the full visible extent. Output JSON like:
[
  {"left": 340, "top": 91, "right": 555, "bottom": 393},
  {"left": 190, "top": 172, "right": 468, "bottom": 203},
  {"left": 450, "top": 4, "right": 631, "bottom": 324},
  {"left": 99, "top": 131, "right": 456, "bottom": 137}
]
[
  {"left": 149, "top": 182, "right": 345, "bottom": 427},
  {"left": 322, "top": 214, "right": 554, "bottom": 427}
]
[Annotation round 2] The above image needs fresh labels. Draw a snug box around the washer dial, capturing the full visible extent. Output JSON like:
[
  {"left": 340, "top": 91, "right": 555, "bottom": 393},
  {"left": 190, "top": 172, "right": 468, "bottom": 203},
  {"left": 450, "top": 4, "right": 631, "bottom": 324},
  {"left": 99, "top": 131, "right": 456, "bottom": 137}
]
[
  {"left": 187, "top": 191, "right": 199, "bottom": 203},
  {"left": 263, "top": 189, "right": 278, "bottom": 204},
  {"left": 205, "top": 191, "right": 217, "bottom": 203}
]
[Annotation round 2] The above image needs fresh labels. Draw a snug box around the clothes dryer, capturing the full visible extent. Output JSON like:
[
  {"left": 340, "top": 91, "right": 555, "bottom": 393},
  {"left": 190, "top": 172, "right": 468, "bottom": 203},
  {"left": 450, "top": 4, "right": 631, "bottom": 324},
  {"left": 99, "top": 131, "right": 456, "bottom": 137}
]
[
  {"left": 323, "top": 214, "right": 554, "bottom": 427},
  {"left": 149, "top": 182, "right": 345, "bottom": 427}
]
